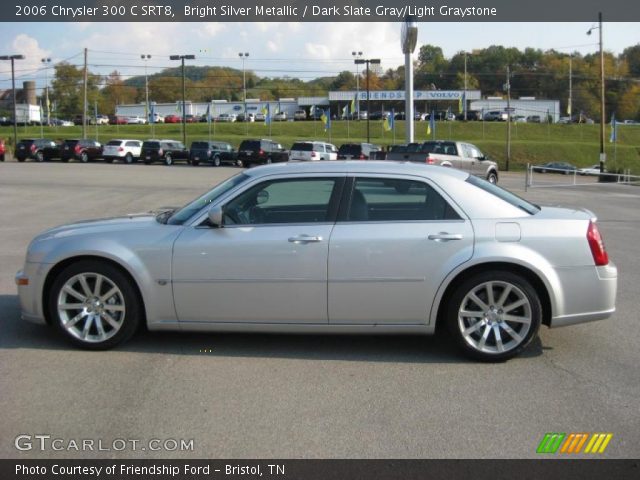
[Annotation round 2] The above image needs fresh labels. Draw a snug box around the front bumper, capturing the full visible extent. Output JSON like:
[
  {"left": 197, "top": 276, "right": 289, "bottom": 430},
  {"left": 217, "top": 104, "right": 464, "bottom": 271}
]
[{"left": 15, "top": 262, "right": 51, "bottom": 325}]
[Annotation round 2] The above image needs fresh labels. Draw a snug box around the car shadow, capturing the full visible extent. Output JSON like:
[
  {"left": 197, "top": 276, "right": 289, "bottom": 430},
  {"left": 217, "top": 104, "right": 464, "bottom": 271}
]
[{"left": 0, "top": 294, "right": 543, "bottom": 363}]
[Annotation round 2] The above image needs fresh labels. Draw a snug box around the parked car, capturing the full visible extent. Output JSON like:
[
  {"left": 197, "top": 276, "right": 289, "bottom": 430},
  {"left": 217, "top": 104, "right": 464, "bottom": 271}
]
[
  {"left": 455, "top": 110, "right": 482, "bottom": 121},
  {"left": 289, "top": 141, "right": 338, "bottom": 162},
  {"left": 189, "top": 141, "right": 238, "bottom": 167},
  {"left": 141, "top": 139, "right": 190, "bottom": 166},
  {"left": 236, "top": 113, "right": 255, "bottom": 122},
  {"left": 578, "top": 164, "right": 604, "bottom": 176},
  {"left": 216, "top": 113, "right": 237, "bottom": 123},
  {"left": 254, "top": 113, "right": 266, "bottom": 122},
  {"left": 293, "top": 110, "right": 307, "bottom": 121},
  {"left": 17, "top": 162, "right": 617, "bottom": 362},
  {"left": 532, "top": 162, "right": 578, "bottom": 174},
  {"left": 526, "top": 115, "right": 543, "bottom": 123},
  {"left": 273, "top": 112, "right": 288, "bottom": 121},
  {"left": 236, "top": 139, "right": 288, "bottom": 168},
  {"left": 126, "top": 115, "right": 147, "bottom": 125},
  {"left": 50, "top": 118, "right": 74, "bottom": 127},
  {"left": 102, "top": 139, "right": 143, "bottom": 164},
  {"left": 0, "top": 139, "right": 5, "bottom": 161},
  {"left": 61, "top": 139, "right": 103, "bottom": 163},
  {"left": 379, "top": 141, "right": 499, "bottom": 184},
  {"left": 511, "top": 115, "right": 527, "bottom": 123},
  {"left": 14, "top": 138, "right": 61, "bottom": 162},
  {"left": 72, "top": 115, "right": 84, "bottom": 126},
  {"left": 164, "top": 114, "right": 182, "bottom": 124},
  {"left": 185, "top": 115, "right": 198, "bottom": 123},
  {"left": 484, "top": 111, "right": 508, "bottom": 121},
  {"left": 369, "top": 111, "right": 391, "bottom": 121},
  {"left": 337, "top": 143, "right": 381, "bottom": 160},
  {"left": 90, "top": 115, "right": 110, "bottom": 125},
  {"left": 149, "top": 113, "right": 165, "bottom": 124},
  {"left": 108, "top": 115, "right": 128, "bottom": 125}
]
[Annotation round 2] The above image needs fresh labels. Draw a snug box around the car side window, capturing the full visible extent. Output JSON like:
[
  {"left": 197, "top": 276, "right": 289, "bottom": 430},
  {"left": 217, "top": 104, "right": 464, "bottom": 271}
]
[
  {"left": 224, "top": 178, "right": 339, "bottom": 225},
  {"left": 347, "top": 178, "right": 461, "bottom": 222}
]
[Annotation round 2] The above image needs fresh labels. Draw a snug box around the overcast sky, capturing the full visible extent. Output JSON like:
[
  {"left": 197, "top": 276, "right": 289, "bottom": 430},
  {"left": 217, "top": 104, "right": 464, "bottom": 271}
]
[{"left": 1, "top": 22, "right": 638, "bottom": 93}]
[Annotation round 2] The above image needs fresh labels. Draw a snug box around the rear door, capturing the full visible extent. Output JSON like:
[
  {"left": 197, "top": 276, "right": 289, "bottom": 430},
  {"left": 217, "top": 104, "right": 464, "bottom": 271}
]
[{"left": 328, "top": 175, "right": 474, "bottom": 325}]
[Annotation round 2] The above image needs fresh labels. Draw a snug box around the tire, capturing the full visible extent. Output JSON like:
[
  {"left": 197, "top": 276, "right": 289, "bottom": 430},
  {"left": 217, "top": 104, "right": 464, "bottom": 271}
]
[
  {"left": 17, "top": 157, "right": 25, "bottom": 162},
  {"left": 104, "top": 157, "right": 114, "bottom": 164},
  {"left": 124, "top": 153, "right": 134, "bottom": 164},
  {"left": 213, "top": 155, "right": 221, "bottom": 167},
  {"left": 191, "top": 159, "right": 200, "bottom": 166},
  {"left": 266, "top": 157, "right": 272, "bottom": 164},
  {"left": 446, "top": 270, "right": 542, "bottom": 362},
  {"left": 48, "top": 260, "right": 142, "bottom": 350},
  {"left": 80, "top": 151, "right": 89, "bottom": 163},
  {"left": 36, "top": 151, "right": 44, "bottom": 162},
  {"left": 0, "top": 154, "right": 4, "bottom": 162},
  {"left": 164, "top": 154, "right": 173, "bottom": 166},
  {"left": 541, "top": 169, "right": 547, "bottom": 174},
  {"left": 236, "top": 159, "right": 244, "bottom": 168},
  {"left": 487, "top": 171, "right": 498, "bottom": 184}
]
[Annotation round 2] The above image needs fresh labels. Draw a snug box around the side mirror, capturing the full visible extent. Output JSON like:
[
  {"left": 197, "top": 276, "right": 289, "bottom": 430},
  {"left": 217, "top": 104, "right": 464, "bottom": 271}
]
[{"left": 207, "top": 205, "right": 223, "bottom": 228}]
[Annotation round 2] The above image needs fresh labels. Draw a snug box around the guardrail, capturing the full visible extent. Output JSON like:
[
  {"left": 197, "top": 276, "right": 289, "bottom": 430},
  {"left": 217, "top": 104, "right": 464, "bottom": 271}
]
[{"left": 525, "top": 164, "right": 638, "bottom": 191}]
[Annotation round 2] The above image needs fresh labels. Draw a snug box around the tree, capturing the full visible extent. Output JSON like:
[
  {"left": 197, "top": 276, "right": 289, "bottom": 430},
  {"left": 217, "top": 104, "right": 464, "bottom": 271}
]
[
  {"left": 101, "top": 71, "right": 137, "bottom": 113},
  {"left": 329, "top": 71, "right": 356, "bottom": 91},
  {"left": 621, "top": 44, "right": 640, "bottom": 77},
  {"left": 50, "top": 62, "right": 100, "bottom": 118}
]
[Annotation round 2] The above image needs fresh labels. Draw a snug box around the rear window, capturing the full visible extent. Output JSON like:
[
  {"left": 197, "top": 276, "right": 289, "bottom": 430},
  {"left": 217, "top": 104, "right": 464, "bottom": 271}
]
[
  {"left": 191, "top": 142, "right": 209, "bottom": 149},
  {"left": 64, "top": 139, "right": 79, "bottom": 146},
  {"left": 338, "top": 144, "right": 361, "bottom": 155},
  {"left": 466, "top": 176, "right": 540, "bottom": 215},
  {"left": 420, "top": 142, "right": 458, "bottom": 155},
  {"left": 106, "top": 140, "right": 122, "bottom": 146},
  {"left": 142, "top": 141, "right": 160, "bottom": 149},
  {"left": 291, "top": 142, "right": 314, "bottom": 151},
  {"left": 239, "top": 140, "right": 260, "bottom": 151}
]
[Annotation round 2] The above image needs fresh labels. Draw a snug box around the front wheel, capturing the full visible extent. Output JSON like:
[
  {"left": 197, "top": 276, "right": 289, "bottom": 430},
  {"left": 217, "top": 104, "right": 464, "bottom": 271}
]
[
  {"left": 236, "top": 159, "right": 244, "bottom": 168},
  {"left": 486, "top": 171, "right": 498, "bottom": 184},
  {"left": 48, "top": 260, "right": 142, "bottom": 350},
  {"left": 213, "top": 155, "right": 221, "bottom": 167},
  {"left": 164, "top": 154, "right": 173, "bottom": 166},
  {"left": 36, "top": 151, "right": 44, "bottom": 162},
  {"left": 80, "top": 151, "right": 89, "bottom": 163},
  {"left": 124, "top": 153, "right": 134, "bottom": 164},
  {"left": 446, "top": 271, "right": 541, "bottom": 362}
]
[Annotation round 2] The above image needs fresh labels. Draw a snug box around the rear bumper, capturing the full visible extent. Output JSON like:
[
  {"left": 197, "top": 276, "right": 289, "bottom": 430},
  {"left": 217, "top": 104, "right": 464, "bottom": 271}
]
[{"left": 549, "top": 261, "right": 617, "bottom": 328}]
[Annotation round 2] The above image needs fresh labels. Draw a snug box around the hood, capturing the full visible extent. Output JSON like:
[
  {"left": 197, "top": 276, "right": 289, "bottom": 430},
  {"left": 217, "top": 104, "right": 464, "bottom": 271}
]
[{"left": 33, "top": 214, "right": 161, "bottom": 243}]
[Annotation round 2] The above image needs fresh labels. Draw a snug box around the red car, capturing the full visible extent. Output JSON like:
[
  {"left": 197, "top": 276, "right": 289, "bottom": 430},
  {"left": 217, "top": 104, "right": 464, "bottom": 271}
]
[
  {"left": 164, "top": 114, "right": 182, "bottom": 123},
  {"left": 0, "top": 139, "right": 5, "bottom": 161},
  {"left": 108, "top": 115, "right": 128, "bottom": 125}
]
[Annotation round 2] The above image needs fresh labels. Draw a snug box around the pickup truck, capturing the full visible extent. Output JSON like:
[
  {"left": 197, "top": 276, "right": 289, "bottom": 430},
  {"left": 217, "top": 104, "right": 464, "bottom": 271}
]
[{"left": 375, "top": 140, "right": 499, "bottom": 184}]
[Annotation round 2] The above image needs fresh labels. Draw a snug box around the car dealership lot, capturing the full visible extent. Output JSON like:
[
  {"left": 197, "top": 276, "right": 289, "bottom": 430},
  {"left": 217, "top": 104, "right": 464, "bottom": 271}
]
[{"left": 0, "top": 162, "right": 638, "bottom": 458}]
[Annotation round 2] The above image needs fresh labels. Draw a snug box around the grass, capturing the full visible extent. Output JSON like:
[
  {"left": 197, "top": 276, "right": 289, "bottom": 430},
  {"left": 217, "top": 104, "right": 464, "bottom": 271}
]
[{"left": 3, "top": 120, "right": 639, "bottom": 172}]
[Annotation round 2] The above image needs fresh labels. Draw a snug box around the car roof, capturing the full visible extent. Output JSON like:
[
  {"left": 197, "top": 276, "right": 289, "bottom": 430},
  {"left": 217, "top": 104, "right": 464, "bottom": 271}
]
[{"left": 242, "top": 160, "right": 470, "bottom": 181}]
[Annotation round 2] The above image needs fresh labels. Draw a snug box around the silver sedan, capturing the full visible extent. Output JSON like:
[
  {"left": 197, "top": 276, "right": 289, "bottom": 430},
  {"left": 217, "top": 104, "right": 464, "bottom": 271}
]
[{"left": 15, "top": 162, "right": 617, "bottom": 361}]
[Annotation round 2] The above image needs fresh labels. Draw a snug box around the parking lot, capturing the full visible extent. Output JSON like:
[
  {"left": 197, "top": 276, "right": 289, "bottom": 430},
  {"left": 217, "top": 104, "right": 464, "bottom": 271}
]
[{"left": 0, "top": 161, "right": 639, "bottom": 459}]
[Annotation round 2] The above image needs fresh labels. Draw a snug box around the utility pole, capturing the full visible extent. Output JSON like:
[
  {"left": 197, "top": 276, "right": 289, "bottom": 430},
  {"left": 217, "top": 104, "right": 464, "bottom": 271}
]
[
  {"left": 170, "top": 54, "right": 195, "bottom": 147},
  {"left": 82, "top": 47, "right": 88, "bottom": 138},
  {"left": 141, "top": 54, "right": 151, "bottom": 125},
  {"left": 587, "top": 12, "right": 605, "bottom": 172},
  {"left": 568, "top": 54, "right": 572, "bottom": 120},
  {"left": 464, "top": 52, "right": 468, "bottom": 121},
  {"left": 355, "top": 57, "right": 380, "bottom": 143},
  {"left": 0, "top": 55, "right": 25, "bottom": 149},
  {"left": 352, "top": 51, "right": 362, "bottom": 117},
  {"left": 505, "top": 65, "right": 511, "bottom": 171}
]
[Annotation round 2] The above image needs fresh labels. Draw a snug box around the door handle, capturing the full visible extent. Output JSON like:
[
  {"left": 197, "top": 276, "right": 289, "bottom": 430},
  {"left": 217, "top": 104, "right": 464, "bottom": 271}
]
[
  {"left": 428, "top": 232, "right": 463, "bottom": 242},
  {"left": 288, "top": 235, "right": 323, "bottom": 244}
]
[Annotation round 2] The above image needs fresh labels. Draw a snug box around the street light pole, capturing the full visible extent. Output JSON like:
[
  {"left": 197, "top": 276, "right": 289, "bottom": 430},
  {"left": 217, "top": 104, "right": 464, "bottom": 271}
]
[
  {"left": 141, "top": 54, "right": 151, "bottom": 125},
  {"left": 41, "top": 58, "right": 51, "bottom": 125},
  {"left": 355, "top": 57, "right": 380, "bottom": 143},
  {"left": 238, "top": 52, "right": 249, "bottom": 102},
  {"left": 0, "top": 54, "right": 25, "bottom": 150},
  {"left": 464, "top": 52, "right": 468, "bottom": 121},
  {"left": 170, "top": 54, "right": 195, "bottom": 147},
  {"left": 352, "top": 51, "right": 362, "bottom": 117},
  {"left": 588, "top": 12, "right": 606, "bottom": 173}
]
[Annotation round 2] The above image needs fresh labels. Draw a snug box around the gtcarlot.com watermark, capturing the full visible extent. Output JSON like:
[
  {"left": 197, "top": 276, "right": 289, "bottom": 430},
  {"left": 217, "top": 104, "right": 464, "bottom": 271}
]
[{"left": 15, "top": 434, "right": 194, "bottom": 452}]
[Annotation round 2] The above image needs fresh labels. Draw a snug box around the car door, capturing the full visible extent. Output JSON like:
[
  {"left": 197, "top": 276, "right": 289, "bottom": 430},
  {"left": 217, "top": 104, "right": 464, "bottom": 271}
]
[
  {"left": 328, "top": 175, "right": 474, "bottom": 325},
  {"left": 172, "top": 175, "right": 345, "bottom": 324}
]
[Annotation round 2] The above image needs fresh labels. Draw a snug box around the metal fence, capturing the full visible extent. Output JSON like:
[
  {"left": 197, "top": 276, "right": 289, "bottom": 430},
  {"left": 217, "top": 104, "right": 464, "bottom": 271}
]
[{"left": 525, "top": 164, "right": 639, "bottom": 191}]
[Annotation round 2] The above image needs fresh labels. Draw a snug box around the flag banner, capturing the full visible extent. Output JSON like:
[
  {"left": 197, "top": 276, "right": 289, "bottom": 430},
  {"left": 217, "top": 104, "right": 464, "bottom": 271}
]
[
  {"left": 206, "top": 104, "right": 211, "bottom": 124},
  {"left": 342, "top": 104, "right": 348, "bottom": 118},
  {"left": 390, "top": 109, "right": 395, "bottom": 130},
  {"left": 458, "top": 93, "right": 464, "bottom": 113},
  {"left": 351, "top": 94, "right": 356, "bottom": 115},
  {"left": 610, "top": 113, "right": 617, "bottom": 143},
  {"left": 428, "top": 110, "right": 435, "bottom": 137},
  {"left": 320, "top": 109, "right": 330, "bottom": 131},
  {"left": 150, "top": 103, "right": 155, "bottom": 124},
  {"left": 567, "top": 98, "right": 572, "bottom": 116}
]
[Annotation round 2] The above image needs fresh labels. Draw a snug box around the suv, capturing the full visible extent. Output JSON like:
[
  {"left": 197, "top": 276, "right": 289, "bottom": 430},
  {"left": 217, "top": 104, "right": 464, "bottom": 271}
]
[
  {"left": 141, "top": 139, "right": 190, "bottom": 165},
  {"left": 102, "top": 139, "right": 143, "bottom": 164},
  {"left": 236, "top": 139, "right": 288, "bottom": 168},
  {"left": 293, "top": 110, "right": 307, "bottom": 121},
  {"left": 61, "top": 139, "right": 103, "bottom": 162},
  {"left": 337, "top": 143, "right": 381, "bottom": 160},
  {"left": 484, "top": 111, "right": 508, "bottom": 121},
  {"left": 14, "top": 139, "right": 61, "bottom": 162},
  {"left": 189, "top": 141, "right": 238, "bottom": 167},
  {"left": 289, "top": 141, "right": 338, "bottom": 161}
]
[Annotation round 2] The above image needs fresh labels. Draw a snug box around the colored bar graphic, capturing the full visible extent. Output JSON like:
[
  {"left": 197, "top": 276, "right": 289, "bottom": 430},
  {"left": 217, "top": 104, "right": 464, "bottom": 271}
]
[{"left": 538, "top": 433, "right": 613, "bottom": 454}]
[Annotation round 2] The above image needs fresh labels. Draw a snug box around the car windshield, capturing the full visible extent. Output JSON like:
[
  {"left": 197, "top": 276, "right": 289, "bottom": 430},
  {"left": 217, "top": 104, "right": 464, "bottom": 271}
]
[
  {"left": 338, "top": 144, "right": 360, "bottom": 155},
  {"left": 466, "top": 175, "right": 540, "bottom": 215},
  {"left": 106, "top": 140, "right": 122, "bottom": 146},
  {"left": 166, "top": 173, "right": 250, "bottom": 225},
  {"left": 291, "top": 143, "right": 313, "bottom": 151}
]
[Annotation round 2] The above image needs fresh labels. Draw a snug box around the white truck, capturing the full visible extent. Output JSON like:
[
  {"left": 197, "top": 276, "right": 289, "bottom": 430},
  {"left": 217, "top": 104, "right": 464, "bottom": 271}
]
[
  {"left": 376, "top": 140, "right": 499, "bottom": 184},
  {"left": 15, "top": 104, "right": 41, "bottom": 125}
]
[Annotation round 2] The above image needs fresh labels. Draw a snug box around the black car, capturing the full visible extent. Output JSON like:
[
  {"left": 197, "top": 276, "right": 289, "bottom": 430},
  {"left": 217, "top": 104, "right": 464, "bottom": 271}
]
[
  {"left": 236, "top": 139, "right": 288, "bottom": 168},
  {"left": 337, "top": 143, "right": 382, "bottom": 160},
  {"left": 61, "top": 139, "right": 103, "bottom": 162},
  {"left": 189, "top": 141, "right": 238, "bottom": 167},
  {"left": 141, "top": 139, "right": 190, "bottom": 166},
  {"left": 532, "top": 162, "right": 578, "bottom": 174},
  {"left": 14, "top": 138, "right": 61, "bottom": 162}
]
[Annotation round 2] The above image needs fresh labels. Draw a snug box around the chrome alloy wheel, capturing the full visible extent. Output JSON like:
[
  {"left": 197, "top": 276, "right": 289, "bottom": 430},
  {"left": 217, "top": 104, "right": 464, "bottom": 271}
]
[
  {"left": 457, "top": 280, "right": 532, "bottom": 355},
  {"left": 57, "top": 272, "right": 126, "bottom": 343}
]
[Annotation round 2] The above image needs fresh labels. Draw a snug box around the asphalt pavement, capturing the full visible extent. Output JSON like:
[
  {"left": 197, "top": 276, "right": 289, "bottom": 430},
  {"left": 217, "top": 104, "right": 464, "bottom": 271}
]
[{"left": 0, "top": 161, "right": 638, "bottom": 459}]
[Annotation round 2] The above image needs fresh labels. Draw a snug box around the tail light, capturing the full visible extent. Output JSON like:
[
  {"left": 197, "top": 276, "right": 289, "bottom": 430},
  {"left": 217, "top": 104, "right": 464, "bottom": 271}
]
[
  {"left": 30, "top": 144, "right": 36, "bottom": 152},
  {"left": 359, "top": 153, "right": 366, "bottom": 160},
  {"left": 158, "top": 149, "right": 163, "bottom": 156},
  {"left": 74, "top": 145, "right": 81, "bottom": 153},
  {"left": 118, "top": 147, "right": 124, "bottom": 152},
  {"left": 310, "top": 151, "right": 317, "bottom": 158},
  {"left": 426, "top": 155, "right": 435, "bottom": 165},
  {"left": 259, "top": 149, "right": 265, "bottom": 156},
  {"left": 207, "top": 150, "right": 212, "bottom": 156},
  {"left": 587, "top": 221, "right": 609, "bottom": 266}
]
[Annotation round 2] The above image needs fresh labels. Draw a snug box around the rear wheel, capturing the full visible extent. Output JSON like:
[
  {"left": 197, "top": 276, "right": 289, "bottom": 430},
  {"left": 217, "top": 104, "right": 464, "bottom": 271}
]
[
  {"left": 266, "top": 157, "right": 272, "bottom": 164},
  {"left": 236, "top": 159, "right": 244, "bottom": 168},
  {"left": 164, "top": 154, "right": 173, "bottom": 166},
  {"left": 80, "top": 151, "right": 89, "bottom": 163},
  {"left": 487, "top": 171, "right": 498, "bottom": 184},
  {"left": 104, "top": 157, "right": 114, "bottom": 163},
  {"left": 213, "top": 155, "right": 221, "bottom": 167},
  {"left": 125, "top": 153, "right": 134, "bottom": 164},
  {"left": 48, "top": 260, "right": 142, "bottom": 350},
  {"left": 446, "top": 271, "right": 541, "bottom": 362},
  {"left": 191, "top": 159, "right": 200, "bottom": 166},
  {"left": 36, "top": 151, "right": 44, "bottom": 162}
]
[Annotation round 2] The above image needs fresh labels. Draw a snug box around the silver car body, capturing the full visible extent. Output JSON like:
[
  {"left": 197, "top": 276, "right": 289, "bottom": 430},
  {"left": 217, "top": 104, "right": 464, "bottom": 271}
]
[{"left": 17, "top": 162, "right": 616, "bottom": 337}]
